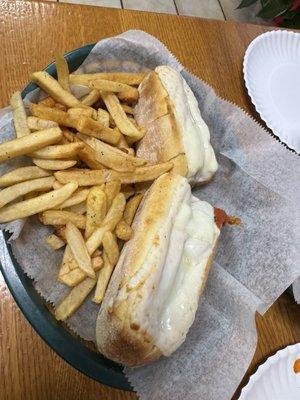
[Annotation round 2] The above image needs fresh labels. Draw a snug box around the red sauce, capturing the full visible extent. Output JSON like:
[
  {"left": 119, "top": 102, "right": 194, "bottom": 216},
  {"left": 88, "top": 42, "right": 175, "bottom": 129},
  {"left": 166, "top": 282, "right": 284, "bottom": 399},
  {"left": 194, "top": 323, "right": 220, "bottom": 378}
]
[
  {"left": 294, "top": 358, "right": 300, "bottom": 373},
  {"left": 214, "top": 208, "right": 241, "bottom": 229}
]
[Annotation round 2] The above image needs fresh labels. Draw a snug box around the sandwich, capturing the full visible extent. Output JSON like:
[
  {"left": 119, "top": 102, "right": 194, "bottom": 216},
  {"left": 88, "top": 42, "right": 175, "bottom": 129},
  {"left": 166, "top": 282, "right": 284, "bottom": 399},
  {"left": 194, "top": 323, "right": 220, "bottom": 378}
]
[
  {"left": 96, "top": 173, "right": 228, "bottom": 366},
  {"left": 134, "top": 66, "right": 218, "bottom": 186}
]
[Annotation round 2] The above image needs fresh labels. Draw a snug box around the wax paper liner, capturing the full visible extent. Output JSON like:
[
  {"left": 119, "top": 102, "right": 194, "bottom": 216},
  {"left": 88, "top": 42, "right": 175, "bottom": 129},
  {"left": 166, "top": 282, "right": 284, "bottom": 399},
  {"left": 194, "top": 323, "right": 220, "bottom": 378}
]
[{"left": 0, "top": 30, "right": 299, "bottom": 400}]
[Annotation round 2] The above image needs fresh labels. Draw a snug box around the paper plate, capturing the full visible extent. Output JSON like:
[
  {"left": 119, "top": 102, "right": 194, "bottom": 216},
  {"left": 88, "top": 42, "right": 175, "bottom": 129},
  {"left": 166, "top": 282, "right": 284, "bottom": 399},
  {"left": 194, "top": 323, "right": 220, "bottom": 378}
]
[
  {"left": 243, "top": 30, "right": 300, "bottom": 153},
  {"left": 239, "top": 343, "right": 300, "bottom": 399}
]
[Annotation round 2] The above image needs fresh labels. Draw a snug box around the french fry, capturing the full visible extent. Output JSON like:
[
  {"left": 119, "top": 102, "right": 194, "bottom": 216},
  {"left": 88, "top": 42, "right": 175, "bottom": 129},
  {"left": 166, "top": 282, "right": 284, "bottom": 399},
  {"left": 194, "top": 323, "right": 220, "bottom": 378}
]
[
  {"left": 55, "top": 226, "right": 67, "bottom": 242},
  {"left": 115, "top": 220, "right": 133, "bottom": 241},
  {"left": 77, "top": 143, "right": 105, "bottom": 170},
  {"left": 0, "top": 176, "right": 55, "bottom": 209},
  {"left": 85, "top": 186, "right": 107, "bottom": 239},
  {"left": 55, "top": 276, "right": 97, "bottom": 320},
  {"left": 58, "top": 245, "right": 73, "bottom": 276},
  {"left": 53, "top": 180, "right": 63, "bottom": 190},
  {"left": 30, "top": 103, "right": 120, "bottom": 145},
  {"left": 105, "top": 179, "right": 121, "bottom": 209},
  {"left": 67, "top": 107, "right": 93, "bottom": 118},
  {"left": 121, "top": 104, "right": 134, "bottom": 115},
  {"left": 65, "top": 201, "right": 86, "bottom": 215},
  {"left": 123, "top": 193, "right": 143, "bottom": 225},
  {"left": 102, "top": 231, "right": 119, "bottom": 266},
  {"left": 30, "top": 142, "right": 84, "bottom": 159},
  {"left": 27, "top": 116, "right": 58, "bottom": 131},
  {"left": 81, "top": 89, "right": 100, "bottom": 106},
  {"left": 10, "top": 91, "right": 30, "bottom": 137},
  {"left": 54, "top": 102, "right": 67, "bottom": 111},
  {"left": 86, "top": 193, "right": 126, "bottom": 255},
  {"left": 55, "top": 188, "right": 89, "bottom": 209},
  {"left": 0, "top": 166, "right": 50, "bottom": 187},
  {"left": 0, "top": 127, "right": 62, "bottom": 163},
  {"left": 32, "top": 158, "right": 77, "bottom": 170},
  {"left": 101, "top": 93, "right": 144, "bottom": 141},
  {"left": 59, "top": 256, "right": 103, "bottom": 287},
  {"left": 70, "top": 72, "right": 146, "bottom": 86},
  {"left": 117, "top": 89, "right": 138, "bottom": 103},
  {"left": 0, "top": 181, "right": 78, "bottom": 223},
  {"left": 78, "top": 134, "right": 146, "bottom": 172},
  {"left": 121, "top": 184, "right": 135, "bottom": 199},
  {"left": 45, "top": 234, "right": 65, "bottom": 250},
  {"left": 40, "top": 210, "right": 86, "bottom": 229},
  {"left": 92, "top": 252, "right": 113, "bottom": 304},
  {"left": 31, "top": 71, "right": 83, "bottom": 108},
  {"left": 89, "top": 79, "right": 138, "bottom": 100},
  {"left": 54, "top": 169, "right": 106, "bottom": 186},
  {"left": 65, "top": 222, "right": 95, "bottom": 278},
  {"left": 54, "top": 52, "right": 70, "bottom": 92},
  {"left": 97, "top": 108, "right": 109, "bottom": 127},
  {"left": 108, "top": 162, "right": 173, "bottom": 184},
  {"left": 117, "top": 133, "right": 135, "bottom": 156},
  {"left": 38, "top": 97, "right": 56, "bottom": 108}
]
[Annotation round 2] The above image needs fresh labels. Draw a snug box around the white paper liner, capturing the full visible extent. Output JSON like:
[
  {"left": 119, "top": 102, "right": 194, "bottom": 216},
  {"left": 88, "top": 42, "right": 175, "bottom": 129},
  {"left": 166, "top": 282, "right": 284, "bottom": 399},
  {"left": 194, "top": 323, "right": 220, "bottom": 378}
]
[{"left": 0, "top": 30, "right": 299, "bottom": 400}]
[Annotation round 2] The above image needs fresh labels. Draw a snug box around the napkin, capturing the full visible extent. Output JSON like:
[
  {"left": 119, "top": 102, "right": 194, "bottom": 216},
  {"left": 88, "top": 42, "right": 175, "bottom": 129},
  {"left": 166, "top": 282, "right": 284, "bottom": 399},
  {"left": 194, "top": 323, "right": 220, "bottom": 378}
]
[{"left": 0, "top": 30, "right": 299, "bottom": 400}]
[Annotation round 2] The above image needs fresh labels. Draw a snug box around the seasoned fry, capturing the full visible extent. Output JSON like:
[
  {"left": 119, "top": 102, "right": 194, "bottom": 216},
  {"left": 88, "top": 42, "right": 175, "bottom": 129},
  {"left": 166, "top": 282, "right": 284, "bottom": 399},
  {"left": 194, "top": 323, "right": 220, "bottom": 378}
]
[
  {"left": 0, "top": 127, "right": 62, "bottom": 163},
  {"left": 102, "top": 231, "right": 119, "bottom": 266},
  {"left": 32, "top": 158, "right": 77, "bottom": 170},
  {"left": 27, "top": 116, "right": 58, "bottom": 131},
  {"left": 54, "top": 52, "right": 70, "bottom": 92},
  {"left": 10, "top": 91, "right": 30, "bottom": 137},
  {"left": 70, "top": 72, "right": 146, "bottom": 86},
  {"left": 117, "top": 133, "right": 134, "bottom": 155},
  {"left": 55, "top": 226, "right": 67, "bottom": 242},
  {"left": 92, "top": 252, "right": 113, "bottom": 304},
  {"left": 67, "top": 107, "right": 93, "bottom": 118},
  {"left": 86, "top": 193, "right": 126, "bottom": 255},
  {"left": 121, "top": 104, "right": 134, "bottom": 115},
  {"left": 124, "top": 193, "right": 143, "bottom": 225},
  {"left": 0, "top": 181, "right": 78, "bottom": 223},
  {"left": 65, "top": 222, "right": 95, "bottom": 278},
  {"left": 78, "top": 134, "right": 146, "bottom": 172},
  {"left": 30, "top": 142, "right": 84, "bottom": 159},
  {"left": 108, "top": 162, "right": 173, "bottom": 184},
  {"left": 81, "top": 89, "right": 100, "bottom": 106},
  {"left": 31, "top": 71, "right": 83, "bottom": 108},
  {"left": 97, "top": 108, "right": 109, "bottom": 127},
  {"left": 85, "top": 186, "right": 107, "bottom": 239},
  {"left": 115, "top": 220, "right": 133, "bottom": 241},
  {"left": 30, "top": 103, "right": 120, "bottom": 145},
  {"left": 0, "top": 166, "right": 50, "bottom": 187},
  {"left": 0, "top": 176, "right": 55, "bottom": 209},
  {"left": 65, "top": 201, "right": 86, "bottom": 215},
  {"left": 41, "top": 210, "right": 86, "bottom": 229},
  {"left": 54, "top": 169, "right": 106, "bottom": 186},
  {"left": 89, "top": 79, "right": 138, "bottom": 100},
  {"left": 55, "top": 276, "right": 97, "bottom": 320},
  {"left": 55, "top": 188, "right": 89, "bottom": 209},
  {"left": 105, "top": 179, "right": 121, "bottom": 209},
  {"left": 77, "top": 143, "right": 105, "bottom": 170},
  {"left": 45, "top": 234, "right": 65, "bottom": 250},
  {"left": 101, "top": 93, "right": 144, "bottom": 141}
]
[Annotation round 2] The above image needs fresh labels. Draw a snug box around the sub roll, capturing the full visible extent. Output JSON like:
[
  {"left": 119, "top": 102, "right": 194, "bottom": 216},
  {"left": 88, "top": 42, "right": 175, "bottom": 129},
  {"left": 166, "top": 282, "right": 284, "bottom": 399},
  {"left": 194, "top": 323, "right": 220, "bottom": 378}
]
[
  {"left": 96, "top": 173, "right": 227, "bottom": 366},
  {"left": 134, "top": 66, "right": 218, "bottom": 185}
]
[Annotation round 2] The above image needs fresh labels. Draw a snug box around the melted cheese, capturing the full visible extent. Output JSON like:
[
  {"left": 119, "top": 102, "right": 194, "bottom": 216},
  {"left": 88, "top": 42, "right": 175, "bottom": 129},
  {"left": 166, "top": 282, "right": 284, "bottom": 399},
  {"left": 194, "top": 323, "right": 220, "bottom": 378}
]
[{"left": 155, "top": 66, "right": 218, "bottom": 182}]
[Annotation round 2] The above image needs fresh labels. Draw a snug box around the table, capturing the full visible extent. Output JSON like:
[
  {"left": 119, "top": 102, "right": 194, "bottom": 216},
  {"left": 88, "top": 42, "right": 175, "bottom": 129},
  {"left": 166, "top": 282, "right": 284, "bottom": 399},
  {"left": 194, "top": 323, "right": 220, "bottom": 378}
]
[{"left": 0, "top": 1, "right": 299, "bottom": 399}]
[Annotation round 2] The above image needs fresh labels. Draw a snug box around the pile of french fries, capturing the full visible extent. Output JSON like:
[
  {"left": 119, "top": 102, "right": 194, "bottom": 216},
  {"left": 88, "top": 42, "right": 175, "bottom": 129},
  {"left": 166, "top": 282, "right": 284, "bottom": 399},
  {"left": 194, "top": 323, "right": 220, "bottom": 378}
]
[{"left": 0, "top": 53, "right": 173, "bottom": 322}]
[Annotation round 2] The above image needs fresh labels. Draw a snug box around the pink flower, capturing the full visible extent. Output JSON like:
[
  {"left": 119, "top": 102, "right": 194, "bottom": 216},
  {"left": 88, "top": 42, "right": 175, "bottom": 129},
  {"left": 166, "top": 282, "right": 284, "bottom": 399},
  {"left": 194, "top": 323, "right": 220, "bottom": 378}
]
[
  {"left": 291, "top": 0, "right": 300, "bottom": 11},
  {"left": 273, "top": 16, "right": 283, "bottom": 26}
]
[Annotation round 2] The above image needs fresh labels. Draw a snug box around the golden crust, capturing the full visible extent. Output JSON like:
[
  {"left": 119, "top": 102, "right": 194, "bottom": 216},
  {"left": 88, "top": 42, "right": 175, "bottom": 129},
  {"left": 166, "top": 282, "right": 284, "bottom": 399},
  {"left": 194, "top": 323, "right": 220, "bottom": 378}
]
[
  {"left": 135, "top": 72, "right": 188, "bottom": 177},
  {"left": 96, "top": 173, "right": 184, "bottom": 366}
]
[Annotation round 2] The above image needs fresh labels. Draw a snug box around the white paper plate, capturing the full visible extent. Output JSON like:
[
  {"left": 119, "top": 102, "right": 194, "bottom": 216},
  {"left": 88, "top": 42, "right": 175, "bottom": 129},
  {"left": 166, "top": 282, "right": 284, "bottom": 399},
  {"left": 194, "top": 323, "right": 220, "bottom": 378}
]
[
  {"left": 239, "top": 343, "right": 300, "bottom": 399},
  {"left": 243, "top": 30, "right": 300, "bottom": 153}
]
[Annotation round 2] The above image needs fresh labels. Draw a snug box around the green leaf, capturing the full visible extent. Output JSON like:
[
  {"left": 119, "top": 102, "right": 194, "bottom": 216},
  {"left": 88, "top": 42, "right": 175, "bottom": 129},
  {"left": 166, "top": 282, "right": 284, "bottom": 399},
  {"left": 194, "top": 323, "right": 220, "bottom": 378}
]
[
  {"left": 257, "top": 0, "right": 292, "bottom": 19},
  {"left": 237, "top": 0, "right": 258, "bottom": 8}
]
